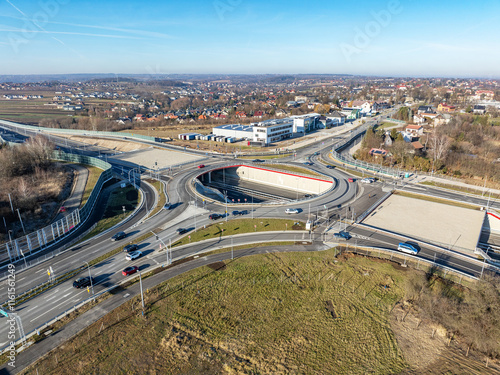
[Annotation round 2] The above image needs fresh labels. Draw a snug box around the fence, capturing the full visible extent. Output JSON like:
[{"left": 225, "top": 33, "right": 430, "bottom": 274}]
[
  {"left": 0, "top": 119, "right": 156, "bottom": 143},
  {"left": 0, "top": 151, "right": 112, "bottom": 267}
]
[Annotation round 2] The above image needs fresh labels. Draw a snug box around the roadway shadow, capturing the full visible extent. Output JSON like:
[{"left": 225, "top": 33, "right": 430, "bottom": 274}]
[
  {"left": 93, "top": 258, "right": 114, "bottom": 268},
  {"left": 95, "top": 273, "right": 115, "bottom": 288},
  {"left": 142, "top": 249, "right": 155, "bottom": 257},
  {"left": 138, "top": 263, "right": 151, "bottom": 271},
  {"left": 170, "top": 202, "right": 183, "bottom": 209},
  {"left": 125, "top": 230, "right": 141, "bottom": 237},
  {"left": 137, "top": 242, "right": 151, "bottom": 250}
]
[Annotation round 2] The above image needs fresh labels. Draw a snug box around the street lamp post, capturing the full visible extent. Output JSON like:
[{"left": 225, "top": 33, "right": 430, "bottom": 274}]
[
  {"left": 139, "top": 270, "right": 145, "bottom": 314},
  {"left": 7, "top": 230, "right": 13, "bottom": 261},
  {"left": 225, "top": 191, "right": 228, "bottom": 222}
]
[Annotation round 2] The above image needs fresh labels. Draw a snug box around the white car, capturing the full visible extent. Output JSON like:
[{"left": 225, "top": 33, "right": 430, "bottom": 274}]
[
  {"left": 126, "top": 250, "right": 142, "bottom": 261},
  {"left": 361, "top": 178, "right": 375, "bottom": 184},
  {"left": 285, "top": 208, "right": 299, "bottom": 214}
]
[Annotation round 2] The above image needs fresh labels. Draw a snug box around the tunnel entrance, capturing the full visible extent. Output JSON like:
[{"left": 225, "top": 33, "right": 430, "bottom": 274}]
[{"left": 196, "top": 165, "right": 334, "bottom": 204}]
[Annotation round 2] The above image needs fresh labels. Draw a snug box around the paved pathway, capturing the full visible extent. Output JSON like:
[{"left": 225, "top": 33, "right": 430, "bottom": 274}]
[{"left": 52, "top": 164, "right": 89, "bottom": 223}]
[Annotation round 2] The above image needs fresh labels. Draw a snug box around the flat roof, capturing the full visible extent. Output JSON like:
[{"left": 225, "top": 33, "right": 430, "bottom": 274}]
[
  {"left": 214, "top": 124, "right": 253, "bottom": 132},
  {"left": 362, "top": 194, "right": 484, "bottom": 253}
]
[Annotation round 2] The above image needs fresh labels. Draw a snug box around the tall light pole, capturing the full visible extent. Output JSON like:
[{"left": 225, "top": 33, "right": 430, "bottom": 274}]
[
  {"left": 251, "top": 195, "right": 254, "bottom": 219},
  {"left": 17, "top": 209, "right": 26, "bottom": 235},
  {"left": 225, "top": 191, "right": 228, "bottom": 222},
  {"left": 83, "top": 261, "right": 94, "bottom": 297},
  {"left": 139, "top": 270, "right": 145, "bottom": 315}
]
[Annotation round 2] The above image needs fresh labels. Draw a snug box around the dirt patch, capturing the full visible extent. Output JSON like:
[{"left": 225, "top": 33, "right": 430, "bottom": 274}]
[
  {"left": 390, "top": 304, "right": 447, "bottom": 371},
  {"left": 207, "top": 261, "right": 226, "bottom": 271},
  {"left": 325, "top": 300, "right": 337, "bottom": 318},
  {"left": 60, "top": 135, "right": 150, "bottom": 152}
]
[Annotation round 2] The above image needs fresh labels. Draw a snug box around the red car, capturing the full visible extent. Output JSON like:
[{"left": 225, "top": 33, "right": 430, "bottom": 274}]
[
  {"left": 348, "top": 178, "right": 355, "bottom": 182},
  {"left": 198, "top": 164, "right": 205, "bottom": 168},
  {"left": 122, "top": 266, "right": 139, "bottom": 276},
  {"left": 59, "top": 206, "right": 66, "bottom": 213}
]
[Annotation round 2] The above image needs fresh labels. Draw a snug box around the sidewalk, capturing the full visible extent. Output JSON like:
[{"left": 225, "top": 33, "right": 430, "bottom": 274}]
[{"left": 410, "top": 174, "right": 500, "bottom": 197}]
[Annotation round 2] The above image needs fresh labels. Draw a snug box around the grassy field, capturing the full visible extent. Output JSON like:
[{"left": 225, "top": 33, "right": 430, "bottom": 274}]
[
  {"left": 78, "top": 185, "right": 139, "bottom": 242},
  {"left": 19, "top": 250, "right": 500, "bottom": 374},
  {"left": 172, "top": 218, "right": 305, "bottom": 248},
  {"left": 80, "top": 166, "right": 104, "bottom": 208},
  {"left": 24, "top": 251, "right": 411, "bottom": 374}
]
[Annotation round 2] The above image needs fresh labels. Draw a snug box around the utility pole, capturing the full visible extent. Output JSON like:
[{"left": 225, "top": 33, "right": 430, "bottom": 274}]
[
  {"left": 17, "top": 209, "right": 26, "bottom": 235},
  {"left": 225, "top": 191, "right": 228, "bottom": 222},
  {"left": 139, "top": 270, "right": 145, "bottom": 315},
  {"left": 8, "top": 193, "right": 14, "bottom": 214}
]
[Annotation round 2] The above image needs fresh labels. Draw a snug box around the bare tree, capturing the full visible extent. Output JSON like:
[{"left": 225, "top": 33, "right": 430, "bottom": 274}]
[{"left": 428, "top": 132, "right": 450, "bottom": 162}]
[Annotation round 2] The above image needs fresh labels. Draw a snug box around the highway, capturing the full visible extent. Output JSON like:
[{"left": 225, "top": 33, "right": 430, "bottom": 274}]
[{"left": 0, "top": 110, "right": 497, "bottom": 363}]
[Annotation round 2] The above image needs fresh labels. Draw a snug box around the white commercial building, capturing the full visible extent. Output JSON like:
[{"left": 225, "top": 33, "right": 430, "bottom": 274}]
[
  {"left": 213, "top": 124, "right": 254, "bottom": 139},
  {"left": 252, "top": 118, "right": 294, "bottom": 145},
  {"left": 290, "top": 113, "right": 321, "bottom": 133}
]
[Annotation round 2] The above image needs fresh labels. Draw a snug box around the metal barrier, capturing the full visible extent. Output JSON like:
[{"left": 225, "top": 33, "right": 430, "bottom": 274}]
[
  {"left": 337, "top": 245, "right": 480, "bottom": 282},
  {"left": 0, "top": 119, "right": 156, "bottom": 143},
  {"left": 0, "top": 151, "right": 112, "bottom": 267}
]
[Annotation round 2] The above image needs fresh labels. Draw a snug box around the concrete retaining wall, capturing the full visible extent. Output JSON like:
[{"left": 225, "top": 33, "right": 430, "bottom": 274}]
[
  {"left": 234, "top": 165, "right": 332, "bottom": 194},
  {"left": 484, "top": 211, "right": 500, "bottom": 234}
]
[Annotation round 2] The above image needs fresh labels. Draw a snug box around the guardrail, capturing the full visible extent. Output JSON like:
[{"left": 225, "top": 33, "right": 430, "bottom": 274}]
[
  {"left": 0, "top": 119, "right": 156, "bottom": 143},
  {"left": 335, "top": 245, "right": 480, "bottom": 282},
  {"left": 0, "top": 151, "right": 112, "bottom": 268}
]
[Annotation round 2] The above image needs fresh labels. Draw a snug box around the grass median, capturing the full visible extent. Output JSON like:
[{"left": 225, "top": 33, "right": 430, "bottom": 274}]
[
  {"left": 171, "top": 218, "right": 305, "bottom": 248},
  {"left": 143, "top": 179, "right": 166, "bottom": 219},
  {"left": 260, "top": 163, "right": 322, "bottom": 177},
  {"left": 394, "top": 190, "right": 480, "bottom": 210},
  {"left": 79, "top": 185, "right": 139, "bottom": 243}
]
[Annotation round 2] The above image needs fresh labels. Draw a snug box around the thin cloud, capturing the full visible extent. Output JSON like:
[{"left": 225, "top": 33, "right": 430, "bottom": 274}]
[
  {"left": 0, "top": 15, "right": 176, "bottom": 39},
  {"left": 0, "top": 27, "right": 144, "bottom": 39}
]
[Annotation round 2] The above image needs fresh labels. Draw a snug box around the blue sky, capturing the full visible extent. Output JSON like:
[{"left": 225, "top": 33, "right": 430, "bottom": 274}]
[{"left": 0, "top": 0, "right": 499, "bottom": 77}]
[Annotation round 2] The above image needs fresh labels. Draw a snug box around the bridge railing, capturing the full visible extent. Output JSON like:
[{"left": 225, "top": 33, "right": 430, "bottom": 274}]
[{"left": 0, "top": 151, "right": 112, "bottom": 267}]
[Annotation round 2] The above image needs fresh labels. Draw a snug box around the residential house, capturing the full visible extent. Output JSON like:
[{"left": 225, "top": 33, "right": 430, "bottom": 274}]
[
  {"left": 433, "top": 114, "right": 452, "bottom": 126},
  {"left": 253, "top": 110, "right": 264, "bottom": 119},
  {"left": 437, "top": 103, "right": 456, "bottom": 112},
  {"left": 405, "top": 125, "right": 424, "bottom": 136},
  {"left": 417, "top": 105, "right": 436, "bottom": 114},
  {"left": 411, "top": 141, "right": 424, "bottom": 152},
  {"left": 327, "top": 111, "right": 346, "bottom": 126},
  {"left": 413, "top": 114, "right": 426, "bottom": 125},
  {"left": 473, "top": 105, "right": 486, "bottom": 115}
]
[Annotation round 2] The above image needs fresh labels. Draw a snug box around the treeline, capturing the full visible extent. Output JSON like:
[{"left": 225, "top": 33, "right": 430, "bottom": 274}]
[
  {"left": 0, "top": 136, "right": 69, "bottom": 236},
  {"left": 404, "top": 272, "right": 500, "bottom": 359},
  {"left": 356, "top": 113, "right": 500, "bottom": 182},
  {"left": 0, "top": 135, "right": 53, "bottom": 178}
]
